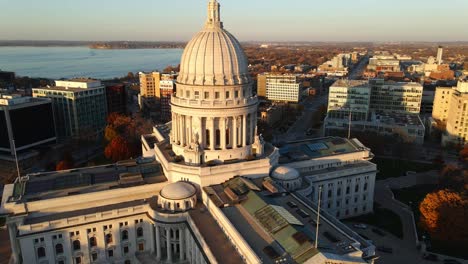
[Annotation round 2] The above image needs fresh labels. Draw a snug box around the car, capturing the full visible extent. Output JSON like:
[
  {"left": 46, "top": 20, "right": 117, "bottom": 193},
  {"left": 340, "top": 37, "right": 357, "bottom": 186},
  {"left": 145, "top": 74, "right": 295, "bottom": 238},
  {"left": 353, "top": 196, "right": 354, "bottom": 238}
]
[
  {"left": 422, "top": 253, "right": 439, "bottom": 261},
  {"left": 376, "top": 246, "right": 393, "bottom": 254},
  {"left": 353, "top": 223, "right": 368, "bottom": 229},
  {"left": 286, "top": 201, "right": 298, "bottom": 208},
  {"left": 405, "top": 171, "right": 417, "bottom": 176},
  {"left": 371, "top": 228, "right": 385, "bottom": 236},
  {"left": 444, "top": 259, "right": 462, "bottom": 264}
]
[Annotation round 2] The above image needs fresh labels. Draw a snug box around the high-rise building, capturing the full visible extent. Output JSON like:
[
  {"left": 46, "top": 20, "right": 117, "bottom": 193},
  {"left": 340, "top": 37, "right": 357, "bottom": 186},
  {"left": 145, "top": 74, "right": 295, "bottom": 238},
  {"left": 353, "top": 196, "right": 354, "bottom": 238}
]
[
  {"left": 139, "top": 71, "right": 161, "bottom": 98},
  {"left": 432, "top": 86, "right": 453, "bottom": 122},
  {"left": 105, "top": 83, "right": 127, "bottom": 114},
  {"left": 160, "top": 79, "right": 175, "bottom": 122},
  {"left": 257, "top": 73, "right": 304, "bottom": 103},
  {"left": 437, "top": 46, "right": 443, "bottom": 65},
  {"left": 0, "top": 94, "right": 56, "bottom": 159},
  {"left": 1, "top": 2, "right": 378, "bottom": 264},
  {"left": 324, "top": 79, "right": 425, "bottom": 144},
  {"left": 438, "top": 80, "right": 468, "bottom": 146},
  {"left": 327, "top": 80, "right": 370, "bottom": 121},
  {"left": 32, "top": 79, "right": 107, "bottom": 139},
  {"left": 369, "top": 79, "right": 423, "bottom": 114}
]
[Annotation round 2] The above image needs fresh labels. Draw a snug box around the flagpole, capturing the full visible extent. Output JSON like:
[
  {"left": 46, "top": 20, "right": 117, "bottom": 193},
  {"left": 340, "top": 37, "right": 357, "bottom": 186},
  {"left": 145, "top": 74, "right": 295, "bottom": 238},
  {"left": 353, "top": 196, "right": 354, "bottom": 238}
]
[{"left": 12, "top": 139, "right": 21, "bottom": 181}]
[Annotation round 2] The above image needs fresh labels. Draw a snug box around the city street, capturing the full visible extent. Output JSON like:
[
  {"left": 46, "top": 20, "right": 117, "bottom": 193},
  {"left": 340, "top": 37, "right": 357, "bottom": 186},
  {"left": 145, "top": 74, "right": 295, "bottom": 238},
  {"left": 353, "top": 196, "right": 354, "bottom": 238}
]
[{"left": 280, "top": 94, "right": 328, "bottom": 142}]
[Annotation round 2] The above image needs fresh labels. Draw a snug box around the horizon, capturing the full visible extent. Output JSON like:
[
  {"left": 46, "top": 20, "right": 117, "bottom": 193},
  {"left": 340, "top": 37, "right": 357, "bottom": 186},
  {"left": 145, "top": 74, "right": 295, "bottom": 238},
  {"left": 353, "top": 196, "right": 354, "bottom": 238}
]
[{"left": 1, "top": 0, "right": 468, "bottom": 42}]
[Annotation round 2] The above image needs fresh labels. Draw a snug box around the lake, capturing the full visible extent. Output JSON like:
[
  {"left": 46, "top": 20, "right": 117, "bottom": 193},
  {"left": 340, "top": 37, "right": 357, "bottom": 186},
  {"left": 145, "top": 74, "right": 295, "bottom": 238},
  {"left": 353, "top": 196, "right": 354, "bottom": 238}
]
[{"left": 0, "top": 46, "right": 183, "bottom": 79}]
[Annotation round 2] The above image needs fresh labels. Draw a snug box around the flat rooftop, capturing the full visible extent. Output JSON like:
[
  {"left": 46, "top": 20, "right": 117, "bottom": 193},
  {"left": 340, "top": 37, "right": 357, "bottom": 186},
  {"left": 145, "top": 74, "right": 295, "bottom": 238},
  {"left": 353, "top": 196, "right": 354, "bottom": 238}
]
[
  {"left": 332, "top": 80, "right": 368, "bottom": 88},
  {"left": 10, "top": 157, "right": 167, "bottom": 202},
  {"left": 204, "top": 177, "right": 371, "bottom": 263},
  {"left": 33, "top": 86, "right": 101, "bottom": 92},
  {"left": 371, "top": 111, "right": 424, "bottom": 127},
  {"left": 278, "top": 137, "right": 368, "bottom": 164}
]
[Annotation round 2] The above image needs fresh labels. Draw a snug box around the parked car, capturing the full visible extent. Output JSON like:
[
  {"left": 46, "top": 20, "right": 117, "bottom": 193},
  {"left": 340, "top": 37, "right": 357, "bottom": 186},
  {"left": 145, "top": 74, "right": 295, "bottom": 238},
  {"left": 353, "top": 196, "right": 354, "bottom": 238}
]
[
  {"left": 376, "top": 246, "right": 393, "bottom": 254},
  {"left": 296, "top": 209, "right": 310, "bottom": 218},
  {"left": 371, "top": 228, "right": 385, "bottom": 236},
  {"left": 422, "top": 253, "right": 439, "bottom": 261},
  {"left": 405, "top": 171, "right": 417, "bottom": 176},
  {"left": 353, "top": 223, "right": 368, "bottom": 229}
]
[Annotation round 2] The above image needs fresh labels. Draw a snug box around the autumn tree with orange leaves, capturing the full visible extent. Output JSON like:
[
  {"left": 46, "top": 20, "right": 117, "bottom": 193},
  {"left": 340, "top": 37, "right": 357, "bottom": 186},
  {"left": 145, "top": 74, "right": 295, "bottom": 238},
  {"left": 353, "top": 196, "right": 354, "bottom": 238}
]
[
  {"left": 419, "top": 190, "right": 468, "bottom": 244},
  {"left": 103, "top": 113, "right": 153, "bottom": 162}
]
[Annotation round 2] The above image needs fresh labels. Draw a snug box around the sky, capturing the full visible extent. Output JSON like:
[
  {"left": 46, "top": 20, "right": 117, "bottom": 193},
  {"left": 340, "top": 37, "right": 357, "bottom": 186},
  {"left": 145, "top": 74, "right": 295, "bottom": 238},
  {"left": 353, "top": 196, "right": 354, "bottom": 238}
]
[{"left": 1, "top": 0, "right": 468, "bottom": 42}]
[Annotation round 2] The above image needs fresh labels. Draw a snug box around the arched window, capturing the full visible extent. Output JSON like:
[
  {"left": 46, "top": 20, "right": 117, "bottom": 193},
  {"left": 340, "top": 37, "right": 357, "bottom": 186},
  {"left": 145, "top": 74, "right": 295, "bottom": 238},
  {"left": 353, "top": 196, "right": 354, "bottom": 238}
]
[
  {"left": 89, "top": 237, "right": 97, "bottom": 247},
  {"left": 55, "top": 243, "right": 64, "bottom": 254},
  {"left": 137, "top": 227, "right": 143, "bottom": 238},
  {"left": 73, "top": 240, "right": 81, "bottom": 251},
  {"left": 37, "top": 247, "right": 46, "bottom": 258},
  {"left": 105, "top": 234, "right": 113, "bottom": 244},
  {"left": 225, "top": 128, "right": 230, "bottom": 145},
  {"left": 122, "top": 230, "right": 129, "bottom": 240}
]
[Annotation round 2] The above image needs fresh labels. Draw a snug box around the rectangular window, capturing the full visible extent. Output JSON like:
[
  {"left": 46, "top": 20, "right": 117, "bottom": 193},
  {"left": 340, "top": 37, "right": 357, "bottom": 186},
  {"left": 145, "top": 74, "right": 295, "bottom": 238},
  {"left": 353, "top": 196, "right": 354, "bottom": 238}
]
[
  {"left": 92, "top": 253, "right": 98, "bottom": 261},
  {"left": 225, "top": 91, "right": 230, "bottom": 99},
  {"left": 138, "top": 243, "right": 145, "bottom": 251},
  {"left": 235, "top": 91, "right": 239, "bottom": 98},
  {"left": 204, "top": 92, "right": 209, "bottom": 99},
  {"left": 108, "top": 250, "right": 114, "bottom": 258},
  {"left": 194, "top": 91, "right": 200, "bottom": 99},
  {"left": 215, "top": 92, "right": 220, "bottom": 99},
  {"left": 124, "top": 246, "right": 129, "bottom": 254},
  {"left": 185, "top": 91, "right": 190, "bottom": 98}
]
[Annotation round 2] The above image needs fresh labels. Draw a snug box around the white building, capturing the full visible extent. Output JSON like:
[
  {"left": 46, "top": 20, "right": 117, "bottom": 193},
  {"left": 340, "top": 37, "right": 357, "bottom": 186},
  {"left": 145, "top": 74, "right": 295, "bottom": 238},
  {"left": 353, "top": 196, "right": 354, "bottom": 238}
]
[
  {"left": 259, "top": 74, "right": 304, "bottom": 103},
  {"left": 1, "top": 1, "right": 378, "bottom": 263}
]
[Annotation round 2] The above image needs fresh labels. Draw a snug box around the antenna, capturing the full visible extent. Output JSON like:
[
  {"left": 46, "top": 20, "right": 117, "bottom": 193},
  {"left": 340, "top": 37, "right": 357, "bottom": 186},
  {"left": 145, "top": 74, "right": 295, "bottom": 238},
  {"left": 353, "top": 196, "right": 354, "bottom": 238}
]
[
  {"left": 315, "top": 186, "right": 322, "bottom": 249},
  {"left": 12, "top": 139, "right": 21, "bottom": 180}
]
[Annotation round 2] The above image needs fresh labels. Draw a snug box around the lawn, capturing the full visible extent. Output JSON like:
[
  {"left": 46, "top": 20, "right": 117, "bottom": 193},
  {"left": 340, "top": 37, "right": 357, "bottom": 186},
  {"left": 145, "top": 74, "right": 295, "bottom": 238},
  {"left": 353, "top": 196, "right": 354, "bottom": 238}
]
[
  {"left": 346, "top": 203, "right": 403, "bottom": 239},
  {"left": 373, "top": 157, "right": 441, "bottom": 179}
]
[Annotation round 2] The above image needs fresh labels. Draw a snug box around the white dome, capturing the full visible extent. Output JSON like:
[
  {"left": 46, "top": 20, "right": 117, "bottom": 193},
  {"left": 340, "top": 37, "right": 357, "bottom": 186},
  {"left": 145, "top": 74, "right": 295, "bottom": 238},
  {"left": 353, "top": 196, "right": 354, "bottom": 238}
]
[
  {"left": 177, "top": 0, "right": 250, "bottom": 86},
  {"left": 271, "top": 166, "right": 300, "bottom": 181},
  {"left": 160, "top": 182, "right": 196, "bottom": 200}
]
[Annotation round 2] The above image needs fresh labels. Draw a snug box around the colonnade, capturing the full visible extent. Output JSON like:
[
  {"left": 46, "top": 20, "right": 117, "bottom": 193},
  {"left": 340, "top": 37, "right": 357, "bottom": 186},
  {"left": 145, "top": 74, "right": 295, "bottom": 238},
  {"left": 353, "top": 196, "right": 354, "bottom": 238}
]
[
  {"left": 172, "top": 113, "right": 257, "bottom": 150},
  {"left": 155, "top": 224, "right": 205, "bottom": 264}
]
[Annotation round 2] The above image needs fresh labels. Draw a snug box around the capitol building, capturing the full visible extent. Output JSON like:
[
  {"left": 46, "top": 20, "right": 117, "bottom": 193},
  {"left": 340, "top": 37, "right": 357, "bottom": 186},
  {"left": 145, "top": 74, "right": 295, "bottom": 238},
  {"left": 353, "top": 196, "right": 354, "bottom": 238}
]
[{"left": 1, "top": 1, "right": 378, "bottom": 263}]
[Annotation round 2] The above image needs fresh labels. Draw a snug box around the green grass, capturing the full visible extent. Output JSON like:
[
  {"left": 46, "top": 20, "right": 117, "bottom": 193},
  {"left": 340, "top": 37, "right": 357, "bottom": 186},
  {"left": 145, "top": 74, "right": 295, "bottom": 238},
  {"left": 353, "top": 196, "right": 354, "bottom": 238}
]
[
  {"left": 346, "top": 203, "right": 403, "bottom": 239},
  {"left": 373, "top": 157, "right": 441, "bottom": 179}
]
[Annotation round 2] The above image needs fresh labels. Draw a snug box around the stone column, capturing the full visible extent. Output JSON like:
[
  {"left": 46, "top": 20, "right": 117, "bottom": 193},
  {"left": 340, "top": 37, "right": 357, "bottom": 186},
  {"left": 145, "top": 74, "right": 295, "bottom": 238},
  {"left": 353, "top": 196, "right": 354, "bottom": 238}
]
[
  {"left": 180, "top": 115, "right": 185, "bottom": 146},
  {"left": 221, "top": 117, "right": 227, "bottom": 149},
  {"left": 173, "top": 114, "right": 178, "bottom": 144},
  {"left": 156, "top": 226, "right": 161, "bottom": 260},
  {"left": 187, "top": 116, "right": 193, "bottom": 144},
  {"left": 199, "top": 117, "right": 205, "bottom": 148},
  {"left": 179, "top": 228, "right": 184, "bottom": 260},
  {"left": 7, "top": 224, "right": 18, "bottom": 263},
  {"left": 242, "top": 114, "right": 247, "bottom": 147},
  {"left": 233, "top": 116, "right": 238, "bottom": 148},
  {"left": 166, "top": 228, "right": 172, "bottom": 262},
  {"left": 210, "top": 118, "right": 216, "bottom": 150}
]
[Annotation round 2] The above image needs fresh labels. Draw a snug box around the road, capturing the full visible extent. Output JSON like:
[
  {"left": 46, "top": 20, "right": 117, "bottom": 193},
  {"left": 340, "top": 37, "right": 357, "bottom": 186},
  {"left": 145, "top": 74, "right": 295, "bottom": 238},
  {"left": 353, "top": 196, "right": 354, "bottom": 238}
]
[
  {"left": 348, "top": 55, "right": 369, "bottom": 80},
  {"left": 277, "top": 94, "right": 328, "bottom": 142}
]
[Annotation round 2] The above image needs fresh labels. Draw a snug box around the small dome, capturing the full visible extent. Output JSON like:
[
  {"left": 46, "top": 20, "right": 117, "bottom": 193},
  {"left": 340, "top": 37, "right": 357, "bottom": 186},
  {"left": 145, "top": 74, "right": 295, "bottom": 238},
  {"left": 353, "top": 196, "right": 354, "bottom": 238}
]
[
  {"left": 177, "top": 0, "right": 250, "bottom": 86},
  {"left": 160, "top": 182, "right": 196, "bottom": 200},
  {"left": 271, "top": 166, "right": 300, "bottom": 181}
]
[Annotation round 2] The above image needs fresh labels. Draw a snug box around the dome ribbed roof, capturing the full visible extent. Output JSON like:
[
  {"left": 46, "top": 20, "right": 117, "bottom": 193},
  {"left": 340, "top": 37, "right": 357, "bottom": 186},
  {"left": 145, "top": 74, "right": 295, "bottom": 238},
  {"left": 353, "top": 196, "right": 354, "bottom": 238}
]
[
  {"left": 160, "top": 182, "right": 196, "bottom": 200},
  {"left": 177, "top": 0, "right": 250, "bottom": 86},
  {"left": 271, "top": 166, "right": 300, "bottom": 181}
]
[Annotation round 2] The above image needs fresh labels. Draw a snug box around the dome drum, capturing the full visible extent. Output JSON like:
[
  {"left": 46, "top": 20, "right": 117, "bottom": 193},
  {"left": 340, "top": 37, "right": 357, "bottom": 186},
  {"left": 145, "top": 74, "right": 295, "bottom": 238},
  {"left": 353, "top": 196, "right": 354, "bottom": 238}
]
[{"left": 158, "top": 182, "right": 197, "bottom": 213}]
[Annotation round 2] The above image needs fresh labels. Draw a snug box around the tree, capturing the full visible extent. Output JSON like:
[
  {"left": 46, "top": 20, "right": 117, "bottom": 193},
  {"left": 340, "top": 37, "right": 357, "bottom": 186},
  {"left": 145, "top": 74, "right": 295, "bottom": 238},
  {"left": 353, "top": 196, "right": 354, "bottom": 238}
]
[
  {"left": 419, "top": 190, "right": 468, "bottom": 243},
  {"left": 104, "top": 136, "right": 135, "bottom": 162},
  {"left": 56, "top": 160, "right": 73, "bottom": 171},
  {"left": 459, "top": 145, "right": 468, "bottom": 162}
]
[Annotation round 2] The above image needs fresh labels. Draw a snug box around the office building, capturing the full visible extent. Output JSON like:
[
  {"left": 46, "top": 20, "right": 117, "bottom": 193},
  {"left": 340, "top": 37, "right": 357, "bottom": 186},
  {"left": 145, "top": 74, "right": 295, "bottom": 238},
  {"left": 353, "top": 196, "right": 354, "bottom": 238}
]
[
  {"left": 437, "top": 46, "right": 443, "bottom": 65},
  {"left": 432, "top": 86, "right": 453, "bottom": 122},
  {"left": 327, "top": 80, "right": 370, "bottom": 121},
  {"left": 160, "top": 79, "right": 175, "bottom": 122},
  {"left": 257, "top": 73, "right": 304, "bottom": 103},
  {"left": 0, "top": 94, "right": 56, "bottom": 159},
  {"left": 324, "top": 79, "right": 425, "bottom": 144},
  {"left": 32, "top": 79, "right": 107, "bottom": 139},
  {"left": 369, "top": 79, "right": 423, "bottom": 114},
  {"left": 105, "top": 83, "right": 127, "bottom": 114},
  {"left": 2, "top": 2, "right": 377, "bottom": 264},
  {"left": 367, "top": 56, "right": 400, "bottom": 72}
]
